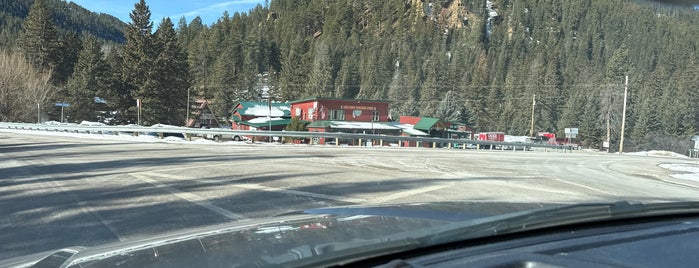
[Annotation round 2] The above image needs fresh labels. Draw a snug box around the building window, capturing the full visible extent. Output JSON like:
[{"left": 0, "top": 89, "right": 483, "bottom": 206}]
[
  {"left": 295, "top": 108, "right": 301, "bottom": 117},
  {"left": 329, "top": 109, "right": 345, "bottom": 120},
  {"left": 372, "top": 111, "right": 380, "bottom": 122},
  {"left": 308, "top": 108, "right": 315, "bottom": 120}
]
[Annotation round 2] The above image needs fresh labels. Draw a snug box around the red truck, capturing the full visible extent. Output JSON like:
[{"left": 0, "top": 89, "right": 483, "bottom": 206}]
[{"left": 536, "top": 132, "right": 580, "bottom": 148}]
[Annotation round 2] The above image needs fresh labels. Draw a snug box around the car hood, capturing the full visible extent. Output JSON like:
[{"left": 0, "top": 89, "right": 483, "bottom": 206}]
[
  {"left": 0, "top": 201, "right": 546, "bottom": 268},
  {"left": 4, "top": 201, "right": 698, "bottom": 268}
]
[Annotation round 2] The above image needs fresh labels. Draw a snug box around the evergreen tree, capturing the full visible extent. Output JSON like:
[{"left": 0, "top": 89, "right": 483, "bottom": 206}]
[
  {"left": 466, "top": 49, "right": 490, "bottom": 130},
  {"left": 629, "top": 74, "right": 661, "bottom": 150},
  {"left": 103, "top": 46, "right": 133, "bottom": 124},
  {"left": 334, "top": 55, "right": 360, "bottom": 98},
  {"left": 65, "top": 34, "right": 107, "bottom": 122},
  {"left": 285, "top": 116, "right": 307, "bottom": 131},
  {"left": 279, "top": 35, "right": 309, "bottom": 101},
  {"left": 138, "top": 17, "right": 190, "bottom": 125},
  {"left": 557, "top": 91, "right": 585, "bottom": 137},
  {"left": 284, "top": 116, "right": 307, "bottom": 143},
  {"left": 579, "top": 94, "right": 603, "bottom": 148},
  {"left": 121, "top": 0, "right": 154, "bottom": 107},
  {"left": 17, "top": 0, "right": 60, "bottom": 74},
  {"left": 436, "top": 90, "right": 462, "bottom": 121},
  {"left": 306, "top": 40, "right": 333, "bottom": 97},
  {"left": 53, "top": 31, "right": 82, "bottom": 84},
  {"left": 209, "top": 41, "right": 240, "bottom": 117},
  {"left": 419, "top": 63, "right": 439, "bottom": 117}
]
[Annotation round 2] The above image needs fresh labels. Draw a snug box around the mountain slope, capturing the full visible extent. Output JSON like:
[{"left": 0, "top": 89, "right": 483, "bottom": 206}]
[
  {"left": 0, "top": 0, "right": 125, "bottom": 47},
  {"left": 178, "top": 0, "right": 697, "bottom": 151}
]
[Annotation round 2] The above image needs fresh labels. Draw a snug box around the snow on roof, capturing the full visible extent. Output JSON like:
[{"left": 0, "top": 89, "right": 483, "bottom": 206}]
[
  {"left": 241, "top": 104, "right": 290, "bottom": 117},
  {"left": 393, "top": 124, "right": 429, "bottom": 136},
  {"left": 326, "top": 121, "right": 399, "bottom": 130},
  {"left": 246, "top": 117, "right": 286, "bottom": 124}
]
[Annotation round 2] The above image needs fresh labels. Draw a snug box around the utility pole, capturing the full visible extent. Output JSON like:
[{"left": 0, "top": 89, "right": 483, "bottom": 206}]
[
  {"left": 268, "top": 94, "right": 272, "bottom": 143},
  {"left": 185, "top": 87, "right": 190, "bottom": 127},
  {"left": 529, "top": 93, "right": 536, "bottom": 137},
  {"left": 619, "top": 76, "right": 628, "bottom": 155},
  {"left": 606, "top": 112, "right": 611, "bottom": 153},
  {"left": 137, "top": 99, "right": 141, "bottom": 126}
]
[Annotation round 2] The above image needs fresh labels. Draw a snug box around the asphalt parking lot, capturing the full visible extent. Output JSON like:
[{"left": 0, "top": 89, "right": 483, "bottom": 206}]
[{"left": 2, "top": 131, "right": 699, "bottom": 259}]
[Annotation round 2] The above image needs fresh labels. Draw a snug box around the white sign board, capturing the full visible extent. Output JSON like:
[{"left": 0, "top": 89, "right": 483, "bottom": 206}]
[{"left": 565, "top": 128, "right": 579, "bottom": 134}]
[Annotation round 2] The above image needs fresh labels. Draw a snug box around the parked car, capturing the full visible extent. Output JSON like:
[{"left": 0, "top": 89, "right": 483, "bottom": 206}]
[{"left": 202, "top": 126, "right": 247, "bottom": 142}]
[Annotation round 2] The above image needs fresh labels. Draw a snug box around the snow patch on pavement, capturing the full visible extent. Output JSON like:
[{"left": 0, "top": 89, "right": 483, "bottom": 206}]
[
  {"left": 626, "top": 150, "right": 689, "bottom": 158},
  {"left": 191, "top": 138, "right": 218, "bottom": 144},
  {"left": 659, "top": 163, "right": 699, "bottom": 182}
]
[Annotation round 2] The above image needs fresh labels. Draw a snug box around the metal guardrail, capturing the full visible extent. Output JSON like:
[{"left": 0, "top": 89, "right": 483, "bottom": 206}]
[{"left": 0, "top": 122, "right": 574, "bottom": 152}]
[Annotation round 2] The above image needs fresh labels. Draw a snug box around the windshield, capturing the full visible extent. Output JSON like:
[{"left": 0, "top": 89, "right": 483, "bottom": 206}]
[{"left": 1, "top": 0, "right": 699, "bottom": 267}]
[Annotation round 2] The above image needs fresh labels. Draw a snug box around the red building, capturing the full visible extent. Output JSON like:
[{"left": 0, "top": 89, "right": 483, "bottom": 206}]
[
  {"left": 290, "top": 97, "right": 389, "bottom": 123},
  {"left": 292, "top": 98, "right": 398, "bottom": 145}
]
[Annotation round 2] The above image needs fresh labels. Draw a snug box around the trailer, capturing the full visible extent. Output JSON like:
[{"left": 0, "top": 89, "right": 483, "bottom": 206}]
[
  {"left": 477, "top": 132, "right": 505, "bottom": 149},
  {"left": 478, "top": 132, "right": 505, "bottom": 142}
]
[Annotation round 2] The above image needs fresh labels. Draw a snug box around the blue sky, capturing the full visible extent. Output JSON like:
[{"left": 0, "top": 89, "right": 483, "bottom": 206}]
[
  {"left": 68, "top": 1, "right": 699, "bottom": 27},
  {"left": 71, "top": 0, "right": 266, "bottom": 26}
]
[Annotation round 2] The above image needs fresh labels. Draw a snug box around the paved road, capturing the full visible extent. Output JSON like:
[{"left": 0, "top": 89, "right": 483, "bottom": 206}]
[{"left": 2, "top": 131, "right": 699, "bottom": 259}]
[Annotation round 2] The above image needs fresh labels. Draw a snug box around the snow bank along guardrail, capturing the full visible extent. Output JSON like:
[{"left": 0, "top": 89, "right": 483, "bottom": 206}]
[{"left": 0, "top": 122, "right": 573, "bottom": 151}]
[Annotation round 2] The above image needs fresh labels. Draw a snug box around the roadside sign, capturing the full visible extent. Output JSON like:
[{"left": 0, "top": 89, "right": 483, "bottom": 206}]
[
  {"left": 565, "top": 128, "right": 579, "bottom": 139},
  {"left": 55, "top": 102, "right": 70, "bottom": 123},
  {"left": 565, "top": 128, "right": 579, "bottom": 134}
]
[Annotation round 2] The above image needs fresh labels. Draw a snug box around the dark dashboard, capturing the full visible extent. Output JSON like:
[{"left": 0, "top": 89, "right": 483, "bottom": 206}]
[{"left": 372, "top": 216, "right": 699, "bottom": 268}]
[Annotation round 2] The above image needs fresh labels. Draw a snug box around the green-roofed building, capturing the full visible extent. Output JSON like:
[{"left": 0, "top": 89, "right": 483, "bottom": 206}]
[
  {"left": 228, "top": 101, "right": 293, "bottom": 142},
  {"left": 230, "top": 101, "right": 291, "bottom": 123},
  {"left": 414, "top": 117, "right": 450, "bottom": 132}
]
